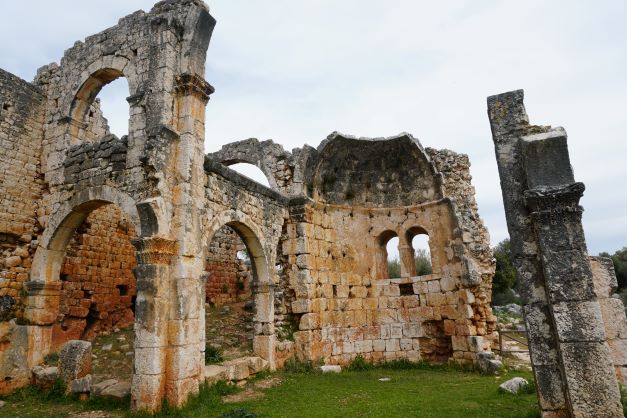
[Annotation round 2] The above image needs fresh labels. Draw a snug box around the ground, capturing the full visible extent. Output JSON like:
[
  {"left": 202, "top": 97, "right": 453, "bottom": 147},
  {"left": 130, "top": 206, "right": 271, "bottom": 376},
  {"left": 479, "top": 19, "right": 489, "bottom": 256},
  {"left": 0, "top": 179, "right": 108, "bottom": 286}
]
[{"left": 0, "top": 366, "right": 539, "bottom": 417}]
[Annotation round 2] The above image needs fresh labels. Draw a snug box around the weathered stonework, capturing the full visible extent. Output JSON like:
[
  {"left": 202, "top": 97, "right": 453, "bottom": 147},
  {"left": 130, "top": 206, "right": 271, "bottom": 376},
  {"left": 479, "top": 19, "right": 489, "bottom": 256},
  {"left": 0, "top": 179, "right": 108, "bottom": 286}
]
[
  {"left": 488, "top": 90, "right": 623, "bottom": 417},
  {"left": 0, "top": 1, "right": 496, "bottom": 412}
]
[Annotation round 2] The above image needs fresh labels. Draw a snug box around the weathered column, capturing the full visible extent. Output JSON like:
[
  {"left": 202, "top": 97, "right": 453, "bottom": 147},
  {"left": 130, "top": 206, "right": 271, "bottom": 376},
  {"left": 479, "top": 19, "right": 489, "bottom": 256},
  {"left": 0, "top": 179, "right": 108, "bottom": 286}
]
[
  {"left": 131, "top": 237, "right": 177, "bottom": 412},
  {"left": 398, "top": 240, "right": 416, "bottom": 277},
  {"left": 488, "top": 90, "right": 622, "bottom": 417}
]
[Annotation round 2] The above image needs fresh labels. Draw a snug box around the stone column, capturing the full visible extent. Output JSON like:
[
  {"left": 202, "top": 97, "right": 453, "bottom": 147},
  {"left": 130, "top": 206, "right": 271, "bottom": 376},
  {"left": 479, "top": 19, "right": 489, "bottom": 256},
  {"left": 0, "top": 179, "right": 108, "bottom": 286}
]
[
  {"left": 131, "top": 237, "right": 176, "bottom": 412},
  {"left": 22, "top": 281, "right": 60, "bottom": 367},
  {"left": 398, "top": 240, "right": 416, "bottom": 278},
  {"left": 487, "top": 90, "right": 622, "bottom": 417}
]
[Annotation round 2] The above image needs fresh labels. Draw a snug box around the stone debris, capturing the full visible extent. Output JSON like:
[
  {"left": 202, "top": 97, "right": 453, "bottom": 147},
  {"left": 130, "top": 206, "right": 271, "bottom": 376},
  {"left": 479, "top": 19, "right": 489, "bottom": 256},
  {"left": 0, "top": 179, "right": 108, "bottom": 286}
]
[
  {"left": 498, "top": 377, "right": 529, "bottom": 394},
  {"left": 477, "top": 352, "right": 503, "bottom": 375},
  {"left": 320, "top": 365, "right": 341, "bottom": 373},
  {"left": 100, "top": 381, "right": 131, "bottom": 400},
  {"left": 59, "top": 340, "right": 92, "bottom": 385},
  {"left": 90, "top": 379, "right": 118, "bottom": 397},
  {"left": 71, "top": 374, "right": 92, "bottom": 394},
  {"left": 32, "top": 366, "right": 59, "bottom": 390},
  {"left": 378, "top": 377, "right": 391, "bottom": 382}
]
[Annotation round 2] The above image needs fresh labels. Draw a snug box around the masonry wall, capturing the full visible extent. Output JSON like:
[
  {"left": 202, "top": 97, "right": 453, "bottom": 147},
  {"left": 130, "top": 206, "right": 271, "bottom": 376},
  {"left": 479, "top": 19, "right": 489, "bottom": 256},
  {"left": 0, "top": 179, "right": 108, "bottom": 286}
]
[
  {"left": 0, "top": 70, "right": 46, "bottom": 316},
  {"left": 53, "top": 204, "right": 137, "bottom": 349},
  {"left": 284, "top": 200, "right": 494, "bottom": 366},
  {"left": 590, "top": 256, "right": 627, "bottom": 383},
  {"left": 205, "top": 224, "right": 252, "bottom": 305}
]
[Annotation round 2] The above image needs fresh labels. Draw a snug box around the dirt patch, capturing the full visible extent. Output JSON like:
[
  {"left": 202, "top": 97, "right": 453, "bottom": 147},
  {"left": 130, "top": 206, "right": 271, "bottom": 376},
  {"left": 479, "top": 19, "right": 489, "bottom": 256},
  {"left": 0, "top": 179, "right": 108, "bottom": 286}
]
[
  {"left": 223, "top": 388, "right": 265, "bottom": 403},
  {"left": 206, "top": 301, "right": 254, "bottom": 360},
  {"left": 68, "top": 411, "right": 110, "bottom": 418},
  {"left": 253, "top": 376, "right": 282, "bottom": 390}
]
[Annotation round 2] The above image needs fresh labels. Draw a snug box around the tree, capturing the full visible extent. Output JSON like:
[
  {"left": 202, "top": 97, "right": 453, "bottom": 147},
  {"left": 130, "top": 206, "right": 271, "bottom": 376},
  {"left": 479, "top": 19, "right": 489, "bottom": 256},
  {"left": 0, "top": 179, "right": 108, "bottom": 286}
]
[
  {"left": 388, "top": 258, "right": 401, "bottom": 278},
  {"left": 415, "top": 249, "right": 432, "bottom": 276},
  {"left": 600, "top": 247, "right": 627, "bottom": 290},
  {"left": 491, "top": 239, "right": 518, "bottom": 305}
]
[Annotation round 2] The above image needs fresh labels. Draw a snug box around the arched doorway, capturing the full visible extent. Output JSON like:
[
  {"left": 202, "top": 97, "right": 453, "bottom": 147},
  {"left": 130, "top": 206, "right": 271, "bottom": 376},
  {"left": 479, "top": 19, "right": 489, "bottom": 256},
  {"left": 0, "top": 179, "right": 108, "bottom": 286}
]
[{"left": 205, "top": 213, "right": 275, "bottom": 367}]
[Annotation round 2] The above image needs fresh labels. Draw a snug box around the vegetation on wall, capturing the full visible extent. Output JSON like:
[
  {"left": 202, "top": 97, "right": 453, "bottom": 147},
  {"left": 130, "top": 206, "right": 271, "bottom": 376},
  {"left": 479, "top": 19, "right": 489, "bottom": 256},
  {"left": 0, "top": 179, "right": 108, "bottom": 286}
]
[{"left": 599, "top": 247, "right": 627, "bottom": 291}]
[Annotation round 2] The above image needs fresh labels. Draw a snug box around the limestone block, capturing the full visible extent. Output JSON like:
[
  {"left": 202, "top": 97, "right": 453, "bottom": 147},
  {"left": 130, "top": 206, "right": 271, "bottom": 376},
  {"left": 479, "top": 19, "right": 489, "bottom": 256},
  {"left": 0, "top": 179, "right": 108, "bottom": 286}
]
[
  {"left": 59, "top": 340, "right": 92, "bottom": 384},
  {"left": 373, "top": 339, "right": 386, "bottom": 352},
  {"left": 499, "top": 377, "right": 529, "bottom": 394},
  {"left": 385, "top": 339, "right": 400, "bottom": 352},
  {"left": 204, "top": 365, "right": 228, "bottom": 384},
  {"left": 223, "top": 359, "right": 250, "bottom": 381},
  {"left": 71, "top": 374, "right": 91, "bottom": 394},
  {"left": 320, "top": 365, "right": 341, "bottom": 373},
  {"left": 91, "top": 379, "right": 118, "bottom": 397},
  {"left": 354, "top": 340, "right": 373, "bottom": 353},
  {"left": 32, "top": 366, "right": 59, "bottom": 390},
  {"left": 552, "top": 301, "right": 606, "bottom": 342},
  {"left": 400, "top": 339, "right": 413, "bottom": 351},
  {"left": 560, "top": 342, "right": 622, "bottom": 417},
  {"left": 101, "top": 381, "right": 131, "bottom": 400},
  {"left": 390, "top": 324, "right": 403, "bottom": 339},
  {"left": 245, "top": 356, "right": 269, "bottom": 374}
]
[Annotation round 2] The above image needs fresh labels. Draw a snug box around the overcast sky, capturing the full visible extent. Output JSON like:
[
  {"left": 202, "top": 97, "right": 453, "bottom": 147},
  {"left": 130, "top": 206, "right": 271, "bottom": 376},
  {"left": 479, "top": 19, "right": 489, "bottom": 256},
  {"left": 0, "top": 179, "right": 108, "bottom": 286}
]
[{"left": 1, "top": 0, "right": 626, "bottom": 255}]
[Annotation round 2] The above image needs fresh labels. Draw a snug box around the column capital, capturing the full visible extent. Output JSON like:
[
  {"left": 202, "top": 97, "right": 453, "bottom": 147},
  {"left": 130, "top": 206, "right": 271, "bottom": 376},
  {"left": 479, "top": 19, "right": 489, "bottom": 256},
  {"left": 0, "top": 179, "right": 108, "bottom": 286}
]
[
  {"left": 132, "top": 237, "right": 178, "bottom": 265},
  {"left": 174, "top": 73, "right": 214, "bottom": 104},
  {"left": 524, "top": 182, "right": 584, "bottom": 220}
]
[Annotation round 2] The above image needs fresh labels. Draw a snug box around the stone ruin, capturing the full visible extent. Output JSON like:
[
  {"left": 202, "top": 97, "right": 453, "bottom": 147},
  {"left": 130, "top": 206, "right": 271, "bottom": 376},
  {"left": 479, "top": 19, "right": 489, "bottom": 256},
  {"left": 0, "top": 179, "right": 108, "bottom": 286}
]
[
  {"left": 0, "top": 0, "right": 496, "bottom": 411},
  {"left": 0, "top": 1, "right": 623, "bottom": 416},
  {"left": 488, "top": 90, "right": 627, "bottom": 417}
]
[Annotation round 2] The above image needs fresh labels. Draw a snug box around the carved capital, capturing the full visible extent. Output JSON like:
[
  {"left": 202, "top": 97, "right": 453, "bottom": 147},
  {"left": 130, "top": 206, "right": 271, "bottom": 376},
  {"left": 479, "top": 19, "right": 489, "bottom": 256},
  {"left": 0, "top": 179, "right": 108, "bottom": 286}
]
[
  {"left": 174, "top": 73, "right": 214, "bottom": 103},
  {"left": 524, "top": 182, "right": 585, "bottom": 222},
  {"left": 132, "top": 237, "right": 178, "bottom": 265}
]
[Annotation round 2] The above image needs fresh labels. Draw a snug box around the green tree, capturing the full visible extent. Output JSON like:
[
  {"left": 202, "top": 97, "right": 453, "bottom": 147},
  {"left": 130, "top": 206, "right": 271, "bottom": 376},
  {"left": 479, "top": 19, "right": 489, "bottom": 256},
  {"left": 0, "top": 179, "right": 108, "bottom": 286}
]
[
  {"left": 415, "top": 249, "right": 432, "bottom": 276},
  {"left": 600, "top": 247, "right": 627, "bottom": 290},
  {"left": 388, "top": 258, "right": 401, "bottom": 278},
  {"left": 491, "top": 239, "right": 519, "bottom": 305}
]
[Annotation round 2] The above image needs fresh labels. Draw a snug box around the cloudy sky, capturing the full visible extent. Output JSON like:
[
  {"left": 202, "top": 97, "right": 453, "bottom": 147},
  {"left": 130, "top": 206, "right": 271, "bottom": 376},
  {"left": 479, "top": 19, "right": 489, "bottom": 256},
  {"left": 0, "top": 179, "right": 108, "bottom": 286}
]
[{"left": 1, "top": 0, "right": 626, "bottom": 255}]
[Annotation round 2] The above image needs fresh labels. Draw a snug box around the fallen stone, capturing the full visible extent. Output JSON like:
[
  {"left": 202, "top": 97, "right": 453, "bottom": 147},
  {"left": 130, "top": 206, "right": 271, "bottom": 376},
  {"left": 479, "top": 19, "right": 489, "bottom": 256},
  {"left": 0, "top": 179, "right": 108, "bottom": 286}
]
[
  {"left": 499, "top": 377, "right": 530, "bottom": 394},
  {"left": 71, "top": 374, "right": 92, "bottom": 394},
  {"left": 32, "top": 366, "right": 59, "bottom": 390},
  {"left": 59, "top": 340, "right": 92, "bottom": 384},
  {"left": 100, "top": 381, "right": 131, "bottom": 400},
  {"left": 320, "top": 365, "right": 341, "bottom": 373},
  {"left": 101, "top": 344, "right": 112, "bottom": 351},
  {"left": 223, "top": 358, "right": 250, "bottom": 381},
  {"left": 378, "top": 377, "right": 391, "bottom": 382},
  {"left": 477, "top": 351, "right": 503, "bottom": 375},
  {"left": 205, "top": 365, "right": 228, "bottom": 384},
  {"left": 91, "top": 379, "right": 118, "bottom": 397},
  {"left": 0, "top": 400, "right": 5, "bottom": 408},
  {"left": 245, "top": 356, "right": 269, "bottom": 374}
]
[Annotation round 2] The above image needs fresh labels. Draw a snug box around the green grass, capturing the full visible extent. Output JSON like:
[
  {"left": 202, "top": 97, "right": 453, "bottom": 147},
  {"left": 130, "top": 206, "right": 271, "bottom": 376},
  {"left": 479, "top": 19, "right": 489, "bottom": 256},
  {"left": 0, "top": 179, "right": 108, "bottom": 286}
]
[{"left": 0, "top": 366, "right": 539, "bottom": 418}]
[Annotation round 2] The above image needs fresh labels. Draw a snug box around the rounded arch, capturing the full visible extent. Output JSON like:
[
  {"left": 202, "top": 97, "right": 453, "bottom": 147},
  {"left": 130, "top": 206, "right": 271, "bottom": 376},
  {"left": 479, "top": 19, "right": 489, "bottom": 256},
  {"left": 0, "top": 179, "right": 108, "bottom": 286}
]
[
  {"left": 376, "top": 229, "right": 399, "bottom": 280},
  {"left": 32, "top": 186, "right": 142, "bottom": 284},
  {"left": 205, "top": 210, "right": 271, "bottom": 286},
  {"left": 65, "top": 56, "right": 136, "bottom": 140}
]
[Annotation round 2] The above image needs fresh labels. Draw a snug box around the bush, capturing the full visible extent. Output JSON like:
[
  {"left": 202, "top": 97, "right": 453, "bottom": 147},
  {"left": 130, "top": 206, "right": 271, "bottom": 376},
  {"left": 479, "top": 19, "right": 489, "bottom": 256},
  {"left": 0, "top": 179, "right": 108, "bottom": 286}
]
[
  {"left": 347, "top": 355, "right": 374, "bottom": 372},
  {"left": 414, "top": 249, "right": 432, "bottom": 276},
  {"left": 205, "top": 345, "right": 224, "bottom": 364},
  {"left": 213, "top": 380, "right": 240, "bottom": 396},
  {"left": 221, "top": 408, "right": 258, "bottom": 418},
  {"left": 283, "top": 358, "right": 317, "bottom": 373},
  {"left": 44, "top": 351, "right": 59, "bottom": 365}
]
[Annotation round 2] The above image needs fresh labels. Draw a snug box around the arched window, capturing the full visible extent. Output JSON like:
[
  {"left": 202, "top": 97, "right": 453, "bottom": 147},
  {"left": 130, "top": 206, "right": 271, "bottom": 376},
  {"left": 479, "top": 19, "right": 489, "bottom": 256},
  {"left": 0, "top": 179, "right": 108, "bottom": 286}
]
[
  {"left": 377, "top": 230, "right": 399, "bottom": 279},
  {"left": 226, "top": 163, "right": 271, "bottom": 188},
  {"left": 95, "top": 77, "right": 129, "bottom": 139},
  {"left": 407, "top": 227, "right": 433, "bottom": 276}
]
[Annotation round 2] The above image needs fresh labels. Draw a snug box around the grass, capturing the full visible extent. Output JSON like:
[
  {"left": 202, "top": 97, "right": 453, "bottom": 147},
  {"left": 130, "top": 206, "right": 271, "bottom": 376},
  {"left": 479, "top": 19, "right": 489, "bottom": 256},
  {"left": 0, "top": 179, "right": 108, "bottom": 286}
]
[{"left": 0, "top": 363, "right": 539, "bottom": 418}]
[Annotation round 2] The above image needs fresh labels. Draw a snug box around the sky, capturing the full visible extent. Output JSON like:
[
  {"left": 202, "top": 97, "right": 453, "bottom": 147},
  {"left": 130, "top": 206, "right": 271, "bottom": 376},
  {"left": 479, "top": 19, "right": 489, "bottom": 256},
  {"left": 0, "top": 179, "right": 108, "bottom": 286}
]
[{"left": 1, "top": 0, "right": 626, "bottom": 255}]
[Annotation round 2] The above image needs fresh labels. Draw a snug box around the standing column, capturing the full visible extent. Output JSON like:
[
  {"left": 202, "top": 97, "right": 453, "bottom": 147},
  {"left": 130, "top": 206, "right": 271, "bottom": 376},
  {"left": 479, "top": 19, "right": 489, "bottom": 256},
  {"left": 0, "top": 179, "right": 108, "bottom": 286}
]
[
  {"left": 488, "top": 90, "right": 622, "bottom": 417},
  {"left": 131, "top": 237, "right": 177, "bottom": 412}
]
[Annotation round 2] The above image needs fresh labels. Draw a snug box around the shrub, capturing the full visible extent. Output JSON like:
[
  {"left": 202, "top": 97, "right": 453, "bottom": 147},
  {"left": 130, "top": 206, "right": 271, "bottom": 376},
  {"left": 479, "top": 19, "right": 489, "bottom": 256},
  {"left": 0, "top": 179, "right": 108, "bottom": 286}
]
[
  {"left": 213, "top": 380, "right": 239, "bottom": 396},
  {"left": 44, "top": 351, "right": 60, "bottom": 365},
  {"left": 221, "top": 408, "right": 258, "bottom": 418},
  {"left": 347, "top": 355, "right": 374, "bottom": 372},
  {"left": 205, "top": 345, "right": 224, "bottom": 364}
]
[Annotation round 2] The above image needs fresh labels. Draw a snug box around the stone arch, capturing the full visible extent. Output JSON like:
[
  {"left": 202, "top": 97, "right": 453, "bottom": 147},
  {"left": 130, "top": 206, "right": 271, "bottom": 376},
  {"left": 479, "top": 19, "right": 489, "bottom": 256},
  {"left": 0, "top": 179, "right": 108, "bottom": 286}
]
[
  {"left": 376, "top": 230, "right": 399, "bottom": 280},
  {"left": 31, "top": 186, "right": 143, "bottom": 286},
  {"left": 65, "top": 56, "right": 136, "bottom": 140},
  {"left": 404, "top": 225, "right": 433, "bottom": 277},
  {"left": 205, "top": 210, "right": 275, "bottom": 366}
]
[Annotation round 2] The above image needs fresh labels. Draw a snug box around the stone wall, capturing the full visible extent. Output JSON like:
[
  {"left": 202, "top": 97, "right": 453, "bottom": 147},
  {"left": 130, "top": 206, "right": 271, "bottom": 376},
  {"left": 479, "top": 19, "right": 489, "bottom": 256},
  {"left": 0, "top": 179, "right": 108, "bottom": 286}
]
[
  {"left": 590, "top": 256, "right": 627, "bottom": 383},
  {"left": 53, "top": 204, "right": 137, "bottom": 349},
  {"left": 205, "top": 224, "right": 252, "bottom": 305},
  {"left": 0, "top": 69, "right": 45, "bottom": 314}
]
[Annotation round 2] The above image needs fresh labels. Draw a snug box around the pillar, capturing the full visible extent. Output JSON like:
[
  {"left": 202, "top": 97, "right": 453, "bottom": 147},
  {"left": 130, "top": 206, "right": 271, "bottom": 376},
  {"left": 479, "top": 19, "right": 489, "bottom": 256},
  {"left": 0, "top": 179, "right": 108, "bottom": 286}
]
[
  {"left": 131, "top": 236, "right": 176, "bottom": 412},
  {"left": 488, "top": 90, "right": 622, "bottom": 417}
]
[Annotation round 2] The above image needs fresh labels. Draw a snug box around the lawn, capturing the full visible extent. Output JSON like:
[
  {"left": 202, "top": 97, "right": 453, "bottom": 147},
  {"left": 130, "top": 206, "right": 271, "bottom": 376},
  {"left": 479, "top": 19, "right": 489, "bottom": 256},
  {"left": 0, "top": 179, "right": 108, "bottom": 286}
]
[{"left": 0, "top": 364, "right": 539, "bottom": 418}]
